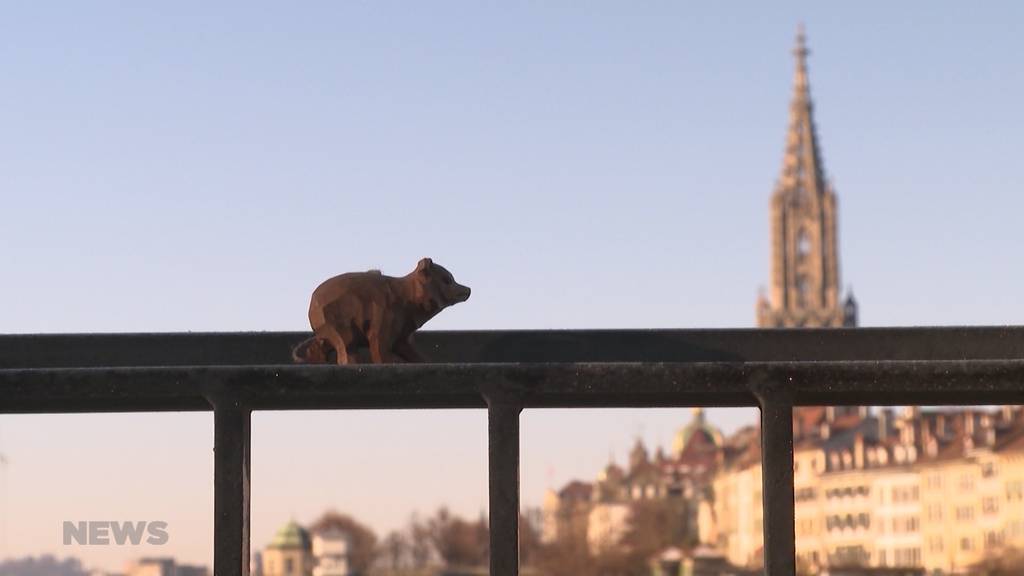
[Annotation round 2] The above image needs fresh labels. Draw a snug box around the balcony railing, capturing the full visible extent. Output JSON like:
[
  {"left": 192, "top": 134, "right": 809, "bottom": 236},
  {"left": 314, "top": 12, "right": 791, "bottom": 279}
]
[{"left": 2, "top": 327, "right": 1023, "bottom": 576}]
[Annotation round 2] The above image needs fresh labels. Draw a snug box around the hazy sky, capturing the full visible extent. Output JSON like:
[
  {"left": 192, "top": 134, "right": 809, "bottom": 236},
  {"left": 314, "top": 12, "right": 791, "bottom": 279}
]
[{"left": 2, "top": 1, "right": 1023, "bottom": 571}]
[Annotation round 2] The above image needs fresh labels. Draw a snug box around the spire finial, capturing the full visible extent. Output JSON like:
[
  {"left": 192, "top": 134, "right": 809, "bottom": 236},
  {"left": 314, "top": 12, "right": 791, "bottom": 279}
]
[
  {"left": 691, "top": 407, "right": 706, "bottom": 423},
  {"left": 793, "top": 24, "right": 810, "bottom": 92},
  {"left": 794, "top": 23, "right": 809, "bottom": 60}
]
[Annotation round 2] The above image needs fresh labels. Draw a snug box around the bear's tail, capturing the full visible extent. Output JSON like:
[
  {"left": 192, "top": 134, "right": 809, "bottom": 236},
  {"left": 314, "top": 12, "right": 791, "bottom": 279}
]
[{"left": 291, "top": 336, "right": 331, "bottom": 364}]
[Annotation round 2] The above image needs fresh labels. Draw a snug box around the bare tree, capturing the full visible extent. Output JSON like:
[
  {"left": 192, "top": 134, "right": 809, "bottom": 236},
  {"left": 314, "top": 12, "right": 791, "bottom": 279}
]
[
  {"left": 379, "top": 531, "right": 409, "bottom": 572},
  {"left": 969, "top": 546, "right": 1024, "bottom": 575},
  {"left": 408, "top": 514, "right": 432, "bottom": 570},
  {"left": 425, "top": 507, "right": 489, "bottom": 568}
]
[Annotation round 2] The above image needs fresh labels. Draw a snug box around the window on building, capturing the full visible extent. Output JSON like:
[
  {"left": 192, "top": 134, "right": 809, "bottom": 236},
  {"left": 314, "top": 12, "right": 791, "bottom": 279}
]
[
  {"left": 982, "top": 462, "right": 997, "bottom": 478},
  {"left": 893, "top": 515, "right": 920, "bottom": 533},
  {"left": 983, "top": 496, "right": 998, "bottom": 514},
  {"left": 1006, "top": 480, "right": 1024, "bottom": 500},
  {"left": 960, "top": 474, "right": 975, "bottom": 491},
  {"left": 961, "top": 537, "right": 974, "bottom": 551},
  {"left": 956, "top": 506, "right": 975, "bottom": 521},
  {"left": 1009, "top": 520, "right": 1024, "bottom": 537}
]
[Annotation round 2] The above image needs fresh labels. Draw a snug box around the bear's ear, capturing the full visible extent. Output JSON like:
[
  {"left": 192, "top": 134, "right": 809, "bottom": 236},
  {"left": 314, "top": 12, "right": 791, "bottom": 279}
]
[{"left": 416, "top": 257, "right": 434, "bottom": 276}]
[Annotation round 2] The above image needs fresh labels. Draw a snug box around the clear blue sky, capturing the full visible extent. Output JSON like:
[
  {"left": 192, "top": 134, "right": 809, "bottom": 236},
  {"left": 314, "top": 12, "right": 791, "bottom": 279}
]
[{"left": 1, "top": 1, "right": 1023, "bottom": 571}]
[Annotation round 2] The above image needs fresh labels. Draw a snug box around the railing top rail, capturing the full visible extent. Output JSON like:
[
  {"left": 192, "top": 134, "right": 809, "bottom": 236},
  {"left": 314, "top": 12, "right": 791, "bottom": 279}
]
[
  {"left": 2, "top": 326, "right": 1024, "bottom": 368},
  {"left": 2, "top": 359, "right": 1023, "bottom": 414}
]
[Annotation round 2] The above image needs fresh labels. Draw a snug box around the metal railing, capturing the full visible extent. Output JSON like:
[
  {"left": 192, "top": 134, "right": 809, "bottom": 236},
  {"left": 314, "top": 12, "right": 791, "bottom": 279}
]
[{"left": 2, "top": 327, "right": 1024, "bottom": 576}]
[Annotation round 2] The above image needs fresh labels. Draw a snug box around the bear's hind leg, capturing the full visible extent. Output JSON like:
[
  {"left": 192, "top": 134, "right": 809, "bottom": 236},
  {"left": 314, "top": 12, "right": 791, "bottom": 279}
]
[{"left": 317, "top": 325, "right": 351, "bottom": 365}]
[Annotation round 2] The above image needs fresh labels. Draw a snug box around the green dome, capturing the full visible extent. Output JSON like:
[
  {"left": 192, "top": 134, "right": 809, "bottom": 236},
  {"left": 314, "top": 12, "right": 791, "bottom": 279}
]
[
  {"left": 268, "top": 520, "right": 311, "bottom": 550},
  {"left": 672, "top": 408, "right": 722, "bottom": 456}
]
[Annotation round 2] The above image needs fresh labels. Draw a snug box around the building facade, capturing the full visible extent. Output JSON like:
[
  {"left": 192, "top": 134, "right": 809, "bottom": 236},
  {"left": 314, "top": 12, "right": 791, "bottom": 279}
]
[
  {"left": 262, "top": 521, "right": 314, "bottom": 576},
  {"left": 542, "top": 408, "right": 724, "bottom": 554},
  {"left": 713, "top": 403, "right": 1024, "bottom": 573}
]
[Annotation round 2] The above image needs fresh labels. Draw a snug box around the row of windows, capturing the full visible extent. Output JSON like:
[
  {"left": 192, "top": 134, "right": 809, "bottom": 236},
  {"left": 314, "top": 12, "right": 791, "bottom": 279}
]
[
  {"left": 878, "top": 548, "right": 917, "bottom": 567},
  {"left": 629, "top": 484, "right": 661, "bottom": 500},
  {"left": 795, "top": 487, "right": 816, "bottom": 502},
  {"left": 927, "top": 497, "right": 1005, "bottom": 521},
  {"left": 925, "top": 466, "right": 999, "bottom": 492},
  {"left": 893, "top": 548, "right": 921, "bottom": 567},
  {"left": 829, "top": 546, "right": 869, "bottom": 566},
  {"left": 826, "top": 513, "right": 870, "bottom": 531},
  {"left": 825, "top": 485, "right": 869, "bottom": 500},
  {"left": 891, "top": 486, "right": 919, "bottom": 503},
  {"left": 892, "top": 515, "right": 920, "bottom": 534}
]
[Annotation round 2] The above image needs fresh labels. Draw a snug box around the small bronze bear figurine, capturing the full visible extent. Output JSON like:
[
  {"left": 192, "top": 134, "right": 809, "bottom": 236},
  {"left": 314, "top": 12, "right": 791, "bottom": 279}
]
[{"left": 292, "top": 258, "right": 471, "bottom": 364}]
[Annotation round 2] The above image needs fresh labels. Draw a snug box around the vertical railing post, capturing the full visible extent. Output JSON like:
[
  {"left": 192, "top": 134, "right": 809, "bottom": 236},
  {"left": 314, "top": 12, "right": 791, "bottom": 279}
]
[
  {"left": 483, "top": 385, "right": 524, "bottom": 576},
  {"left": 212, "top": 396, "right": 251, "bottom": 576},
  {"left": 754, "top": 374, "right": 796, "bottom": 576}
]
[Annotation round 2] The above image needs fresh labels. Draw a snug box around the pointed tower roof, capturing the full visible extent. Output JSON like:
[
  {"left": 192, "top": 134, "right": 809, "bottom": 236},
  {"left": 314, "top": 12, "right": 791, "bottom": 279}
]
[{"left": 778, "top": 24, "right": 828, "bottom": 201}]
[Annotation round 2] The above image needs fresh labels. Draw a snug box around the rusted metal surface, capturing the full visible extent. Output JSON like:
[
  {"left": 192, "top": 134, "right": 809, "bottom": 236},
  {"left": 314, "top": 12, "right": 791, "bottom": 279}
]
[
  {"left": 2, "top": 360, "right": 1024, "bottom": 413},
  {"left": 483, "top": 385, "right": 523, "bottom": 576},
  {"left": 3, "top": 327, "right": 1024, "bottom": 576},
  {"left": 753, "top": 379, "right": 796, "bottom": 576},
  {"left": 212, "top": 405, "right": 251, "bottom": 576}
]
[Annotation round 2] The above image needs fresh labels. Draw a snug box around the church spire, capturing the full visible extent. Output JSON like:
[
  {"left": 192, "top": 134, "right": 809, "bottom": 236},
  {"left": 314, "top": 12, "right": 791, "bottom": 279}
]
[
  {"left": 758, "top": 26, "right": 857, "bottom": 328},
  {"left": 779, "top": 24, "right": 826, "bottom": 201}
]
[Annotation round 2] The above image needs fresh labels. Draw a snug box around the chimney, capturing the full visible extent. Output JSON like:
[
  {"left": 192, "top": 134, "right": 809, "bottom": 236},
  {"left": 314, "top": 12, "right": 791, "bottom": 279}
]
[
  {"left": 854, "top": 434, "right": 865, "bottom": 469},
  {"left": 965, "top": 412, "right": 975, "bottom": 437},
  {"left": 900, "top": 420, "right": 916, "bottom": 445},
  {"left": 936, "top": 413, "right": 946, "bottom": 438},
  {"left": 920, "top": 422, "right": 932, "bottom": 454},
  {"left": 878, "top": 409, "right": 891, "bottom": 441},
  {"left": 1001, "top": 405, "right": 1015, "bottom": 424}
]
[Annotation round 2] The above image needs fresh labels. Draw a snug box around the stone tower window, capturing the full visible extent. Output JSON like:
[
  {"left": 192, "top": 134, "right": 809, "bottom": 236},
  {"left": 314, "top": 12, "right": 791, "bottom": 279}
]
[
  {"left": 795, "top": 275, "right": 809, "bottom": 307},
  {"left": 797, "top": 230, "right": 811, "bottom": 260}
]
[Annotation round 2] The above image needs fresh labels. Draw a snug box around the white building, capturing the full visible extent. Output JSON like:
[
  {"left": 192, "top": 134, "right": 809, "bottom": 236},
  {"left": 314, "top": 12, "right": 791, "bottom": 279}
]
[{"left": 312, "top": 527, "right": 351, "bottom": 576}]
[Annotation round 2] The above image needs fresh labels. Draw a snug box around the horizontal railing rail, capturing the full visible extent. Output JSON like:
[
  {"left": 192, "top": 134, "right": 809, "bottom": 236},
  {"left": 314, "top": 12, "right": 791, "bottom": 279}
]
[{"left": 2, "top": 327, "right": 1023, "bottom": 576}]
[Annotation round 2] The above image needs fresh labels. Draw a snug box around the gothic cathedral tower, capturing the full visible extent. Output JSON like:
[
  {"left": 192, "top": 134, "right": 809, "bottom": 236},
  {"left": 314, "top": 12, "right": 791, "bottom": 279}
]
[{"left": 757, "top": 26, "right": 858, "bottom": 328}]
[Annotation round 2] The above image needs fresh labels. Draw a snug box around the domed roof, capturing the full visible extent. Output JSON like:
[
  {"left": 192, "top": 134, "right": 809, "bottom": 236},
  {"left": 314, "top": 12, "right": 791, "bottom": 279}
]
[
  {"left": 672, "top": 408, "right": 722, "bottom": 457},
  {"left": 268, "top": 520, "right": 311, "bottom": 550}
]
